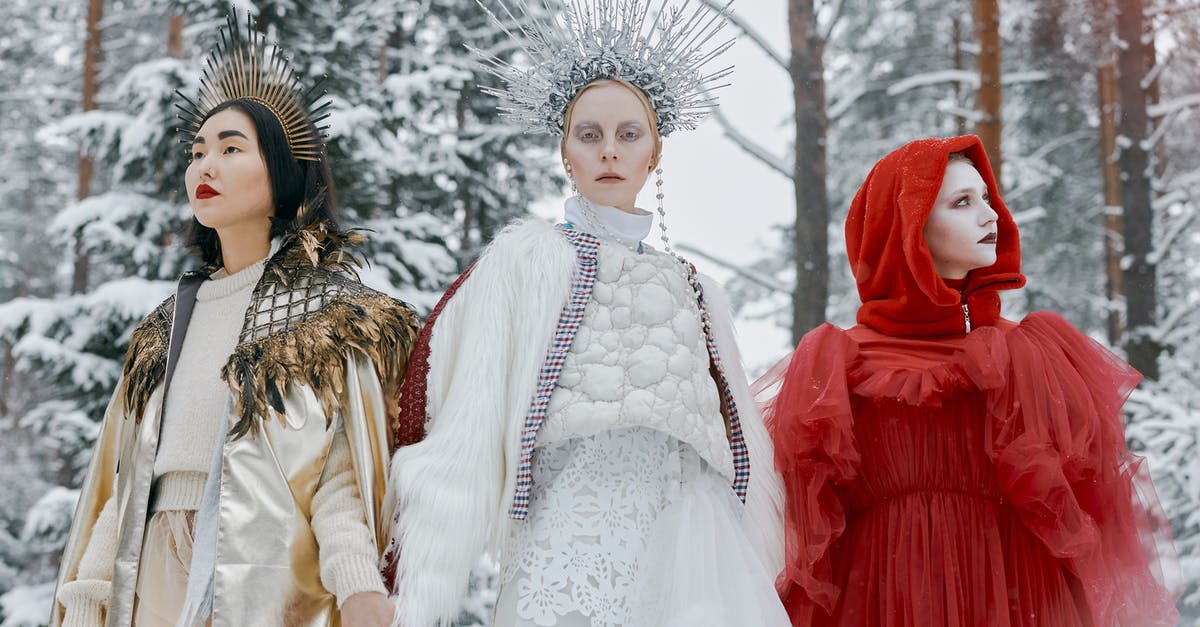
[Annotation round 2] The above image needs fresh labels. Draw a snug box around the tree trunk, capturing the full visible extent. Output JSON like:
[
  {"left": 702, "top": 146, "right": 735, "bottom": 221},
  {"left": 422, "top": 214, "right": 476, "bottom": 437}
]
[
  {"left": 73, "top": 0, "right": 104, "bottom": 295},
  {"left": 973, "top": 0, "right": 1002, "bottom": 183},
  {"left": 1096, "top": 64, "right": 1125, "bottom": 346},
  {"left": 788, "top": 0, "right": 830, "bottom": 345},
  {"left": 1115, "top": 0, "right": 1159, "bottom": 379},
  {"left": 167, "top": 14, "right": 184, "bottom": 58},
  {"left": 0, "top": 345, "right": 13, "bottom": 417}
]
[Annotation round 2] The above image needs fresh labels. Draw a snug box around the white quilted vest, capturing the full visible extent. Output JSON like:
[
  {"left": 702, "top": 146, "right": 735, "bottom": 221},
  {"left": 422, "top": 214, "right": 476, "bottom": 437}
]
[{"left": 538, "top": 242, "right": 735, "bottom": 480}]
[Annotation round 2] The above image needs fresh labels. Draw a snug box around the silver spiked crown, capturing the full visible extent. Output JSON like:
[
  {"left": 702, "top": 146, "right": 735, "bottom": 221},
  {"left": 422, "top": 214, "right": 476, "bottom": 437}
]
[{"left": 472, "top": 0, "right": 736, "bottom": 137}]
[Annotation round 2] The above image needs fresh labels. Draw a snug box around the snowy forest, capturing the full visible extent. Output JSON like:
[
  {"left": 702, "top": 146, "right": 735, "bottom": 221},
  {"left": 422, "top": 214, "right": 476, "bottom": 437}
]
[{"left": 0, "top": 0, "right": 1197, "bottom": 625}]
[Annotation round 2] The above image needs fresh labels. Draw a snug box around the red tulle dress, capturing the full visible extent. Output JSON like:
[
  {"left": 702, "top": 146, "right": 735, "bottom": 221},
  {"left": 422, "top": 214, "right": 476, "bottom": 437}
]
[
  {"left": 763, "top": 317, "right": 1177, "bottom": 627},
  {"left": 764, "top": 136, "right": 1178, "bottom": 627}
]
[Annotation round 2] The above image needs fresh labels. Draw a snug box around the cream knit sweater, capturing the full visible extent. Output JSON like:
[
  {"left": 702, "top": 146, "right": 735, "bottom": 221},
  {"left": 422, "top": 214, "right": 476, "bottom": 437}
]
[{"left": 57, "top": 260, "right": 385, "bottom": 626}]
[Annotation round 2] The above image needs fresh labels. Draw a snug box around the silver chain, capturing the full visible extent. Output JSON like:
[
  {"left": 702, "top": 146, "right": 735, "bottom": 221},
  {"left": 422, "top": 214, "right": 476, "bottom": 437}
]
[{"left": 575, "top": 194, "right": 641, "bottom": 252}]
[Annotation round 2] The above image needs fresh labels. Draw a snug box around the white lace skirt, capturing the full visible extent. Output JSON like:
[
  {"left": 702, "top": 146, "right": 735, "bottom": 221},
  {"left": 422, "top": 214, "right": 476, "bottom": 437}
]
[{"left": 494, "top": 427, "right": 789, "bottom": 627}]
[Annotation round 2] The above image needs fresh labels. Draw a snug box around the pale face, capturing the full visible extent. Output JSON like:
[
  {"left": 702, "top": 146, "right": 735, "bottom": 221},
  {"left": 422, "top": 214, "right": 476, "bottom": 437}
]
[
  {"left": 185, "top": 108, "right": 274, "bottom": 233},
  {"left": 562, "top": 81, "right": 657, "bottom": 213},
  {"left": 923, "top": 160, "right": 1000, "bottom": 279}
]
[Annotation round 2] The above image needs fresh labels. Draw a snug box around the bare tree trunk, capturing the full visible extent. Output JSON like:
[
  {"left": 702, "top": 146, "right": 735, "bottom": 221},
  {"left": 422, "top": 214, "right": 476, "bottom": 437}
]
[
  {"left": 788, "top": 0, "right": 831, "bottom": 345},
  {"left": 167, "top": 15, "right": 184, "bottom": 58},
  {"left": 1115, "top": 0, "right": 1159, "bottom": 379},
  {"left": 0, "top": 345, "right": 13, "bottom": 417},
  {"left": 973, "top": 0, "right": 1002, "bottom": 183},
  {"left": 953, "top": 17, "right": 967, "bottom": 136},
  {"left": 73, "top": 0, "right": 105, "bottom": 295},
  {"left": 160, "top": 14, "right": 184, "bottom": 246},
  {"left": 1097, "top": 64, "right": 1125, "bottom": 346}
]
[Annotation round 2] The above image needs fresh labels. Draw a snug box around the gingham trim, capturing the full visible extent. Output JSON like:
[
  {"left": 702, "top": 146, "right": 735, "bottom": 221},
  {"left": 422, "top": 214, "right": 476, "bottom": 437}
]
[
  {"left": 507, "top": 230, "right": 749, "bottom": 519},
  {"left": 683, "top": 262, "right": 751, "bottom": 504},
  {"left": 509, "top": 226, "right": 601, "bottom": 519}
]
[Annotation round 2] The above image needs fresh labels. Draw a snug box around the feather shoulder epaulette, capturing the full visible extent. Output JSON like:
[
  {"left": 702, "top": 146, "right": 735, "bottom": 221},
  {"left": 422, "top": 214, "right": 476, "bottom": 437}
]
[
  {"left": 221, "top": 259, "right": 420, "bottom": 440},
  {"left": 122, "top": 295, "right": 176, "bottom": 423}
]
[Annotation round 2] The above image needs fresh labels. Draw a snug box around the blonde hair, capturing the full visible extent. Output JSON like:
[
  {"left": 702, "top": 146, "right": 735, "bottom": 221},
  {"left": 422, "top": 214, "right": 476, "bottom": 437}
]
[{"left": 560, "top": 78, "right": 662, "bottom": 172}]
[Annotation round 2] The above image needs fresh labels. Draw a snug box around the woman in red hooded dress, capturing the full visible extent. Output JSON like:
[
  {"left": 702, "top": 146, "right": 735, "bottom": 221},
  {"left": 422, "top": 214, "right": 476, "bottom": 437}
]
[{"left": 764, "top": 135, "right": 1178, "bottom": 627}]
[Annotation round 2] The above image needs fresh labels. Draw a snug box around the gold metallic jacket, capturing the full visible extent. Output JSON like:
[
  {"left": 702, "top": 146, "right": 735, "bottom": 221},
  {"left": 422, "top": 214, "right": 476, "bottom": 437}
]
[{"left": 51, "top": 241, "right": 420, "bottom": 626}]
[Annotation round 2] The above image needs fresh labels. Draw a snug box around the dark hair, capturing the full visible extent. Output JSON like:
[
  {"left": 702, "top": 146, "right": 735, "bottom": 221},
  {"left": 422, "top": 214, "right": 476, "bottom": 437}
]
[{"left": 183, "top": 98, "right": 340, "bottom": 267}]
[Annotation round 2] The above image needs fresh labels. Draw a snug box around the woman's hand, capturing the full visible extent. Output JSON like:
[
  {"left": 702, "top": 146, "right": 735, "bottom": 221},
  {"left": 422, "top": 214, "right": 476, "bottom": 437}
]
[{"left": 341, "top": 591, "right": 395, "bottom": 627}]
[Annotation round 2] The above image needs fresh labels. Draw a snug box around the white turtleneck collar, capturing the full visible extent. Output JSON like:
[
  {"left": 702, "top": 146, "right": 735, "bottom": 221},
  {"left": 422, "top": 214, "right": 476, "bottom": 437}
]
[
  {"left": 197, "top": 238, "right": 282, "bottom": 301},
  {"left": 564, "top": 195, "right": 653, "bottom": 251}
]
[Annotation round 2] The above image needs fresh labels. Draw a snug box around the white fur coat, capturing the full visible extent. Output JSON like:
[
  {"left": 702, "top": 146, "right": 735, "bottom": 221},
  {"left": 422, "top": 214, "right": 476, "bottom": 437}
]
[{"left": 387, "top": 219, "right": 783, "bottom": 626}]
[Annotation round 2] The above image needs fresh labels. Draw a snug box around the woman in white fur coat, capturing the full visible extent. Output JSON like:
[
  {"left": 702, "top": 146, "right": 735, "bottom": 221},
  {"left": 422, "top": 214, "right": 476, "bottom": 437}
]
[{"left": 383, "top": 3, "right": 788, "bottom": 625}]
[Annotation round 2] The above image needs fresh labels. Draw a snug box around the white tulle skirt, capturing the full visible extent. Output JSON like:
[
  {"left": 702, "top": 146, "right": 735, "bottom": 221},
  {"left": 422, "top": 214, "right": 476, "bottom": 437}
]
[{"left": 494, "top": 427, "right": 788, "bottom": 627}]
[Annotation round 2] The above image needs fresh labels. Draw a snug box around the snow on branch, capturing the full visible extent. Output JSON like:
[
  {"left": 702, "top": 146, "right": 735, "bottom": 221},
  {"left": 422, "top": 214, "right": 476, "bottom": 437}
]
[
  {"left": 936, "top": 101, "right": 985, "bottom": 123},
  {"left": 886, "top": 70, "right": 1049, "bottom": 96},
  {"left": 707, "top": 101, "right": 791, "bottom": 177},
  {"left": 818, "top": 0, "right": 848, "bottom": 41},
  {"left": 674, "top": 243, "right": 790, "bottom": 293},
  {"left": 1148, "top": 199, "right": 1196, "bottom": 265},
  {"left": 1149, "top": 93, "right": 1200, "bottom": 118},
  {"left": 698, "top": 0, "right": 787, "bottom": 72},
  {"left": 1146, "top": 1, "right": 1200, "bottom": 18}
]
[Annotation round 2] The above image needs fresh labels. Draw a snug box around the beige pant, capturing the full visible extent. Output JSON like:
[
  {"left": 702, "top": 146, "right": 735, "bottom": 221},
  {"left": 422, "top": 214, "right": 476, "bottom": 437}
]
[{"left": 133, "top": 510, "right": 209, "bottom": 627}]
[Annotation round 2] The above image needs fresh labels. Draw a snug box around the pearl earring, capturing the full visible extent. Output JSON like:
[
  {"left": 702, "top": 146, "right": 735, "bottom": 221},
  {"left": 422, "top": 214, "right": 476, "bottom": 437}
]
[{"left": 564, "top": 158, "right": 577, "bottom": 194}]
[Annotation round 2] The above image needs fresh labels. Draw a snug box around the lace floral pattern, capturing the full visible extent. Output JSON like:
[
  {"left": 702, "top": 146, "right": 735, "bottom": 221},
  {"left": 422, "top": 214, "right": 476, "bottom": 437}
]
[{"left": 499, "top": 427, "right": 697, "bottom": 627}]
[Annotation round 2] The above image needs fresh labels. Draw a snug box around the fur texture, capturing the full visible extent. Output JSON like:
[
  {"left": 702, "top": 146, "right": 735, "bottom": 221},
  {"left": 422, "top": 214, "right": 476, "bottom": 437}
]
[
  {"left": 387, "top": 219, "right": 576, "bottom": 627},
  {"left": 123, "top": 296, "right": 176, "bottom": 423},
  {"left": 120, "top": 221, "right": 419, "bottom": 440},
  {"left": 222, "top": 280, "right": 419, "bottom": 439},
  {"left": 386, "top": 221, "right": 783, "bottom": 625}
]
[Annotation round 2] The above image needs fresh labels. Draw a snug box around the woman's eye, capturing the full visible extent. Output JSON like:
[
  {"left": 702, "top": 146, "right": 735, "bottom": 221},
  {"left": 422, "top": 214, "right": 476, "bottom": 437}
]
[
  {"left": 191, "top": 151, "right": 204, "bottom": 161},
  {"left": 579, "top": 132, "right": 598, "bottom": 141},
  {"left": 224, "top": 145, "right": 241, "bottom": 154},
  {"left": 621, "top": 131, "right": 640, "bottom": 141},
  {"left": 953, "top": 196, "right": 970, "bottom": 207}
]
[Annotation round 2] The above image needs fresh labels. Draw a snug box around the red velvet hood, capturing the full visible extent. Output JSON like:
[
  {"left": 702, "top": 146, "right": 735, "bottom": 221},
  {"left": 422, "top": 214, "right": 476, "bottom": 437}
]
[{"left": 845, "top": 135, "right": 1026, "bottom": 337}]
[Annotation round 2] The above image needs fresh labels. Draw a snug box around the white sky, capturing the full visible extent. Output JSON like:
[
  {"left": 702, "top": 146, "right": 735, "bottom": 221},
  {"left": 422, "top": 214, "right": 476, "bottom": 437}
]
[{"left": 533, "top": 2, "right": 798, "bottom": 374}]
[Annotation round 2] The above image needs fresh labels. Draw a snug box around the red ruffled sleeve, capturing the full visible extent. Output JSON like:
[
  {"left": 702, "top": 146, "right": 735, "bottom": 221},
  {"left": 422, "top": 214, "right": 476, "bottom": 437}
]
[
  {"left": 986, "top": 312, "right": 1179, "bottom": 626},
  {"left": 757, "top": 323, "right": 861, "bottom": 625}
]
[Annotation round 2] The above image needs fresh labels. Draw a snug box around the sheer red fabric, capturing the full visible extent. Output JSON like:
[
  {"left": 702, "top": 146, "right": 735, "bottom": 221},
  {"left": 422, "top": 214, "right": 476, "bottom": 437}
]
[{"left": 762, "top": 315, "right": 1178, "bottom": 627}]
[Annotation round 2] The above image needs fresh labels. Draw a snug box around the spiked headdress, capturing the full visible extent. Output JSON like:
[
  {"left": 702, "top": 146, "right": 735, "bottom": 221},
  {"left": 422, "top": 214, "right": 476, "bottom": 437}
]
[
  {"left": 175, "top": 12, "right": 331, "bottom": 161},
  {"left": 472, "top": 0, "right": 736, "bottom": 137}
]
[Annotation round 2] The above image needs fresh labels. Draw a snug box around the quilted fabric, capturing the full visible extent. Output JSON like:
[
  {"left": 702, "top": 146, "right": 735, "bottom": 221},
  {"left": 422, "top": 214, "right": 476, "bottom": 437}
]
[{"left": 537, "top": 242, "right": 735, "bottom": 480}]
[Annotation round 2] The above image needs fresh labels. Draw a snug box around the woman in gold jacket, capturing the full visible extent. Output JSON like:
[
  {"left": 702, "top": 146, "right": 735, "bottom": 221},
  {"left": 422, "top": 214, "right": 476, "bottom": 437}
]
[{"left": 51, "top": 14, "right": 417, "bottom": 627}]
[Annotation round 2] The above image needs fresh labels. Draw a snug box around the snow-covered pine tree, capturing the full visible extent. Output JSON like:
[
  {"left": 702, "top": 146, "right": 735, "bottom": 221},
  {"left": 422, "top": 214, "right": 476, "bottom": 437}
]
[
  {"left": 0, "top": 4, "right": 199, "bottom": 620},
  {"left": 1, "top": 1, "right": 561, "bottom": 623},
  {"left": 0, "top": 0, "right": 106, "bottom": 619},
  {"left": 1118, "top": 0, "right": 1200, "bottom": 619}
]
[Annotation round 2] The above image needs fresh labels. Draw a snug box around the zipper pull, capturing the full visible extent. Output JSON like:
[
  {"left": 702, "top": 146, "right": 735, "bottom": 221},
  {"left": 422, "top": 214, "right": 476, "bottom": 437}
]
[{"left": 962, "top": 303, "right": 972, "bottom": 333}]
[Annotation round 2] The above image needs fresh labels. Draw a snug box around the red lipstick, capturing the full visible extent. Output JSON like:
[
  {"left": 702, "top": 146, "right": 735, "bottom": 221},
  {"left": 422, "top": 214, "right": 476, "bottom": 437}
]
[{"left": 196, "top": 184, "right": 220, "bottom": 199}]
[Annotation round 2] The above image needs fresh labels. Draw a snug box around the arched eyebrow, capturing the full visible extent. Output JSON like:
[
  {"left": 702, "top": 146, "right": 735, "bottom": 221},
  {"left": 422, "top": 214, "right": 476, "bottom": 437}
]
[{"left": 191, "top": 129, "right": 249, "bottom": 145}]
